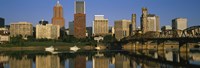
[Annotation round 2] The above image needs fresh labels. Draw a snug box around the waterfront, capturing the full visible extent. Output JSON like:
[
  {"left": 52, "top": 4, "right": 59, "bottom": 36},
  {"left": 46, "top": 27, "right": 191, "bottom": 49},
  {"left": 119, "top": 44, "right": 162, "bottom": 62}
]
[{"left": 0, "top": 45, "right": 200, "bottom": 68}]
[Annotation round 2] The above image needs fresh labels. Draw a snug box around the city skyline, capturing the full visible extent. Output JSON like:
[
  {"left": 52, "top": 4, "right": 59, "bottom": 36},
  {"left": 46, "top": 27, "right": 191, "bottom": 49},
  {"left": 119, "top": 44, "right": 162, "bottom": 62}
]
[{"left": 0, "top": 0, "right": 200, "bottom": 28}]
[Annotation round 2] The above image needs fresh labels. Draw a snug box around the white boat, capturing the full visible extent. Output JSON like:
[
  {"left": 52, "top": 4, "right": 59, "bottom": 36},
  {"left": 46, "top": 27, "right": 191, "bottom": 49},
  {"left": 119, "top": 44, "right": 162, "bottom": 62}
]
[
  {"left": 45, "top": 46, "right": 55, "bottom": 52},
  {"left": 95, "top": 46, "right": 101, "bottom": 50},
  {"left": 70, "top": 46, "right": 80, "bottom": 51}
]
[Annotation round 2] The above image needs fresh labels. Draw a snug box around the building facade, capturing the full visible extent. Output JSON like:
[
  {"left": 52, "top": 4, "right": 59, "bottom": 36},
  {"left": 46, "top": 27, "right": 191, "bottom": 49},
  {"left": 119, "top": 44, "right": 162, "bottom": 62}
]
[
  {"left": 36, "top": 24, "right": 60, "bottom": 39},
  {"left": 172, "top": 18, "right": 187, "bottom": 37},
  {"left": 74, "top": 13, "right": 86, "bottom": 38},
  {"left": 147, "top": 14, "right": 160, "bottom": 32},
  {"left": 10, "top": 22, "right": 33, "bottom": 37},
  {"left": 114, "top": 20, "right": 131, "bottom": 41},
  {"left": 52, "top": 1, "right": 65, "bottom": 28},
  {"left": 93, "top": 15, "right": 109, "bottom": 36},
  {"left": 172, "top": 18, "right": 187, "bottom": 30},
  {"left": 0, "top": 17, "right": 5, "bottom": 27}
]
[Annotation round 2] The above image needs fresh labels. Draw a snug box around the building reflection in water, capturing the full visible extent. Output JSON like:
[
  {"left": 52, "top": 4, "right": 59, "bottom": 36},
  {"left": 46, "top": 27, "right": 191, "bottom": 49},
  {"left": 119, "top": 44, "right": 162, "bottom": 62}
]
[
  {"left": 0, "top": 50, "right": 199, "bottom": 68},
  {"left": 9, "top": 56, "right": 32, "bottom": 68},
  {"left": 69, "top": 56, "right": 86, "bottom": 68},
  {"left": 92, "top": 53, "right": 109, "bottom": 68},
  {"left": 36, "top": 55, "right": 60, "bottom": 68},
  {"left": 115, "top": 53, "right": 130, "bottom": 68}
]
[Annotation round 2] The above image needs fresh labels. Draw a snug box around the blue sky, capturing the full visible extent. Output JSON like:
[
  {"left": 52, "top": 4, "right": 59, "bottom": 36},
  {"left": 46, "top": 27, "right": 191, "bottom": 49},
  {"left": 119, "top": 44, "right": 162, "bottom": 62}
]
[{"left": 0, "top": 0, "right": 199, "bottom": 28}]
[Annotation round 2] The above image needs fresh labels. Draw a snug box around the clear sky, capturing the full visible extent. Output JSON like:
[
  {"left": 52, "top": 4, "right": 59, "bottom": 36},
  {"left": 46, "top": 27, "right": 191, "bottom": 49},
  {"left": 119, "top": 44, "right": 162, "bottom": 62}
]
[{"left": 0, "top": 0, "right": 200, "bottom": 28}]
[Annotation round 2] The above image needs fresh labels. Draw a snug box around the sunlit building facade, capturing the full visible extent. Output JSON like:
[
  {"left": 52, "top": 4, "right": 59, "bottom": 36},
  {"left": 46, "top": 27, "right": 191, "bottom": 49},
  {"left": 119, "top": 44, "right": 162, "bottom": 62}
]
[
  {"left": 36, "top": 24, "right": 60, "bottom": 39},
  {"left": 10, "top": 22, "right": 33, "bottom": 37}
]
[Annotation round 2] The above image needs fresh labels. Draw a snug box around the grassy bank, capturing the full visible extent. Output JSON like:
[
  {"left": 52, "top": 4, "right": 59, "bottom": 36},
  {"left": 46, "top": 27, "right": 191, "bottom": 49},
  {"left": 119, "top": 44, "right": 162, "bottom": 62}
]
[{"left": 0, "top": 41, "right": 96, "bottom": 47}]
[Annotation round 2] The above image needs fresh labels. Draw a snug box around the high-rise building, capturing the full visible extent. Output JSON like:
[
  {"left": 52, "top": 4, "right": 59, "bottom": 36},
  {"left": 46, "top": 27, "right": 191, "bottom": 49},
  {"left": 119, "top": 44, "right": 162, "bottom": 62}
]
[
  {"left": 10, "top": 22, "right": 33, "bottom": 37},
  {"left": 52, "top": 1, "right": 65, "bottom": 28},
  {"left": 93, "top": 15, "right": 109, "bottom": 36},
  {"left": 141, "top": 7, "right": 148, "bottom": 34},
  {"left": 131, "top": 14, "right": 136, "bottom": 35},
  {"left": 75, "top": 1, "right": 85, "bottom": 14},
  {"left": 74, "top": 13, "right": 86, "bottom": 38},
  {"left": 69, "top": 21, "right": 74, "bottom": 35},
  {"left": 114, "top": 20, "right": 131, "bottom": 41},
  {"left": 36, "top": 24, "right": 60, "bottom": 39},
  {"left": 172, "top": 18, "right": 187, "bottom": 30},
  {"left": 74, "top": 0, "right": 86, "bottom": 38},
  {"left": 0, "top": 17, "right": 5, "bottom": 27},
  {"left": 147, "top": 14, "right": 160, "bottom": 32}
]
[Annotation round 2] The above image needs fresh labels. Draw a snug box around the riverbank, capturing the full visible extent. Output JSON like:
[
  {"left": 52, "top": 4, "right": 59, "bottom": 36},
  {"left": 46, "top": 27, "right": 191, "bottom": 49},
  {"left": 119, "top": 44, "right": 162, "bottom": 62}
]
[{"left": 0, "top": 42, "right": 108, "bottom": 51}]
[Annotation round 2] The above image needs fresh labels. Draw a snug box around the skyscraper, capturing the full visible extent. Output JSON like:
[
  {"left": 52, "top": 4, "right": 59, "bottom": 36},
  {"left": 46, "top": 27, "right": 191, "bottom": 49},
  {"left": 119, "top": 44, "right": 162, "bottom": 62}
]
[
  {"left": 93, "top": 15, "right": 109, "bottom": 36},
  {"left": 147, "top": 14, "right": 160, "bottom": 32},
  {"left": 74, "top": 0, "right": 86, "bottom": 38},
  {"left": 141, "top": 7, "right": 148, "bottom": 34},
  {"left": 114, "top": 20, "right": 131, "bottom": 41},
  {"left": 0, "top": 17, "right": 5, "bottom": 27},
  {"left": 131, "top": 14, "right": 136, "bottom": 35},
  {"left": 52, "top": 1, "right": 65, "bottom": 28}
]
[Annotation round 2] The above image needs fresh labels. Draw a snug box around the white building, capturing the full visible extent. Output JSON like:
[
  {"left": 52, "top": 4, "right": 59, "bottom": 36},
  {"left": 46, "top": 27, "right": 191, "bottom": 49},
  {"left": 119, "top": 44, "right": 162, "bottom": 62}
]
[
  {"left": 10, "top": 22, "right": 33, "bottom": 37},
  {"left": 93, "top": 15, "right": 109, "bottom": 36},
  {"left": 0, "top": 28, "right": 10, "bottom": 43},
  {"left": 147, "top": 14, "right": 160, "bottom": 32},
  {"left": 172, "top": 18, "right": 187, "bottom": 30},
  {"left": 36, "top": 24, "right": 60, "bottom": 39}
]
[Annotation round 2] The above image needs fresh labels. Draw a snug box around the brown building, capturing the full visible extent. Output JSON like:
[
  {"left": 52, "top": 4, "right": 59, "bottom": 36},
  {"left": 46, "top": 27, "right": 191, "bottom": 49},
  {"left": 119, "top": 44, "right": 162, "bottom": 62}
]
[
  {"left": 74, "top": 13, "right": 86, "bottom": 38},
  {"left": 74, "top": 1, "right": 86, "bottom": 38},
  {"left": 52, "top": 1, "right": 65, "bottom": 28}
]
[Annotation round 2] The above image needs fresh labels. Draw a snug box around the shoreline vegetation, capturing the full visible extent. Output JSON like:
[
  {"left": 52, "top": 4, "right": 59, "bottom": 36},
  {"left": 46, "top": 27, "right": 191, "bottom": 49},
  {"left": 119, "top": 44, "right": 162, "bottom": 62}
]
[{"left": 0, "top": 35, "right": 117, "bottom": 51}]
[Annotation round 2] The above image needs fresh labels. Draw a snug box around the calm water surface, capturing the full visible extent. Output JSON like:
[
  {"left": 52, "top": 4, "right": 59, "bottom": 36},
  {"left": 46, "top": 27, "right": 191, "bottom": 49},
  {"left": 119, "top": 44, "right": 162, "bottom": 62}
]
[{"left": 0, "top": 49, "right": 200, "bottom": 68}]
